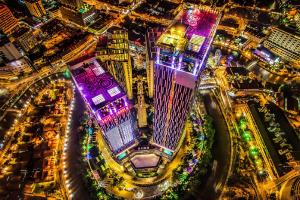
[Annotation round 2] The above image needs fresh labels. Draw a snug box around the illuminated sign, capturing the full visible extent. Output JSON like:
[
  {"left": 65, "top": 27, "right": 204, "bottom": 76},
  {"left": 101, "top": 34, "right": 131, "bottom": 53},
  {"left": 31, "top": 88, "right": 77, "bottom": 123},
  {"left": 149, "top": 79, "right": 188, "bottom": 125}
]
[
  {"left": 163, "top": 149, "right": 173, "bottom": 156},
  {"left": 117, "top": 152, "right": 127, "bottom": 160}
]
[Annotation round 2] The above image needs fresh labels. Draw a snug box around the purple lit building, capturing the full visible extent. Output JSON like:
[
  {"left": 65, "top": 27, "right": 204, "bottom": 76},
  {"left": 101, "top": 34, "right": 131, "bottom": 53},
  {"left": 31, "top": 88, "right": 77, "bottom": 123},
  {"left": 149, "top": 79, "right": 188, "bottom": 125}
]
[
  {"left": 153, "top": 6, "right": 220, "bottom": 153},
  {"left": 69, "top": 56, "right": 136, "bottom": 156}
]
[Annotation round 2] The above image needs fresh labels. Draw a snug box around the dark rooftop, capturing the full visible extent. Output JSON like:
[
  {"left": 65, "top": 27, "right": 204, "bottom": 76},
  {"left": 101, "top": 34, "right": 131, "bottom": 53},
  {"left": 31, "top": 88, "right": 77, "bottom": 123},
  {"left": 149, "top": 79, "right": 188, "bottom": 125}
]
[
  {"left": 226, "top": 67, "right": 249, "bottom": 76},
  {"left": 11, "top": 27, "right": 30, "bottom": 38},
  {"left": 0, "top": 33, "right": 10, "bottom": 46},
  {"left": 248, "top": 101, "right": 300, "bottom": 176}
]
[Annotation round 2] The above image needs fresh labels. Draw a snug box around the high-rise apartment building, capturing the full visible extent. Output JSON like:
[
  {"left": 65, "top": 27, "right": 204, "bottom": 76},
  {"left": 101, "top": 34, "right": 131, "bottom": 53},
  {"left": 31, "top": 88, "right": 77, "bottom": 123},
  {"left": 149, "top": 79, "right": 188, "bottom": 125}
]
[
  {"left": 69, "top": 56, "right": 136, "bottom": 158},
  {"left": 24, "top": 0, "right": 46, "bottom": 18},
  {"left": 97, "top": 28, "right": 133, "bottom": 99},
  {"left": 0, "top": 4, "right": 19, "bottom": 34},
  {"left": 264, "top": 27, "right": 300, "bottom": 64},
  {"left": 60, "top": 0, "right": 96, "bottom": 26},
  {"left": 153, "top": 6, "right": 220, "bottom": 153},
  {"left": 145, "top": 28, "right": 163, "bottom": 98}
]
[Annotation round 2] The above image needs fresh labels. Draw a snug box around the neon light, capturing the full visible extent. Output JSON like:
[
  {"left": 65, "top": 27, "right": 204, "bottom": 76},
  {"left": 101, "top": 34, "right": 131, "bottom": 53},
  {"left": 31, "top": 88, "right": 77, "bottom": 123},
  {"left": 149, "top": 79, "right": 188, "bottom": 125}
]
[
  {"left": 156, "top": 47, "right": 160, "bottom": 64},
  {"left": 177, "top": 54, "right": 183, "bottom": 70},
  {"left": 117, "top": 152, "right": 127, "bottom": 160},
  {"left": 171, "top": 56, "right": 175, "bottom": 68},
  {"left": 163, "top": 149, "right": 173, "bottom": 156}
]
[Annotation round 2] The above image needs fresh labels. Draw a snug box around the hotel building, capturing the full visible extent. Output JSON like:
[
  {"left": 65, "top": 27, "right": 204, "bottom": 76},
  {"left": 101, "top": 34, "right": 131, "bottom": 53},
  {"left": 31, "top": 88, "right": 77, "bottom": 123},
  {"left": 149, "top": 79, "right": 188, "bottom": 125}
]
[
  {"left": 97, "top": 28, "right": 133, "bottom": 99},
  {"left": 153, "top": 6, "right": 220, "bottom": 153},
  {"left": 69, "top": 56, "right": 136, "bottom": 158}
]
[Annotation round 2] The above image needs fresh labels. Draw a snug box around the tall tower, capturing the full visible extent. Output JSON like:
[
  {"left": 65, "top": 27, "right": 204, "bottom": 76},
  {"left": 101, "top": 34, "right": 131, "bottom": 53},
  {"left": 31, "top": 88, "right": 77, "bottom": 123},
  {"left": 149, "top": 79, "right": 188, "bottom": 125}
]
[
  {"left": 69, "top": 56, "right": 136, "bottom": 158},
  {"left": 145, "top": 28, "right": 163, "bottom": 98},
  {"left": 0, "top": 4, "right": 19, "bottom": 34},
  {"left": 97, "top": 28, "right": 133, "bottom": 99},
  {"left": 24, "top": 0, "right": 46, "bottom": 18},
  {"left": 153, "top": 6, "right": 220, "bottom": 153}
]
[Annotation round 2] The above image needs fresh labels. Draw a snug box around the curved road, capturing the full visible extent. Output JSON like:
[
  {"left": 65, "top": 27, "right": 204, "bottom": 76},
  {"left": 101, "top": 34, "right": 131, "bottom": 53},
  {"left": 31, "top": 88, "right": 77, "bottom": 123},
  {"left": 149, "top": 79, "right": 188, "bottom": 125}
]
[
  {"left": 64, "top": 90, "right": 92, "bottom": 200},
  {"left": 193, "top": 91, "right": 232, "bottom": 200}
]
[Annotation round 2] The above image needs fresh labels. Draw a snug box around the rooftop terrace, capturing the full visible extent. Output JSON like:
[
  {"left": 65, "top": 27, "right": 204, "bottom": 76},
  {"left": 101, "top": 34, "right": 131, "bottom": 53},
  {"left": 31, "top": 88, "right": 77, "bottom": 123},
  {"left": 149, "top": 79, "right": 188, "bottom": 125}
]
[
  {"left": 69, "top": 57, "right": 130, "bottom": 122},
  {"left": 156, "top": 6, "right": 219, "bottom": 75}
]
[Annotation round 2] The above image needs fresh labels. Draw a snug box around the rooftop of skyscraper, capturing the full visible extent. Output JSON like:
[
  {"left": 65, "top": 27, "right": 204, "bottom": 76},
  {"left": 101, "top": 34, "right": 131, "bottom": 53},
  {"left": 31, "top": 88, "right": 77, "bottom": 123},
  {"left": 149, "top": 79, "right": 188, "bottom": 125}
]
[
  {"left": 69, "top": 57, "right": 130, "bottom": 121},
  {"left": 156, "top": 7, "right": 219, "bottom": 75}
]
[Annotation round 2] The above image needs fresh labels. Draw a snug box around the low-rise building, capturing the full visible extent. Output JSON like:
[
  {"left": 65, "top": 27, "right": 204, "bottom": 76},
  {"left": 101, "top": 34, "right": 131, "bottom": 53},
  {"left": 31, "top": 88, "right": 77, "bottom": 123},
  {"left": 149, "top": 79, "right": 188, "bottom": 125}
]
[{"left": 11, "top": 27, "right": 41, "bottom": 52}]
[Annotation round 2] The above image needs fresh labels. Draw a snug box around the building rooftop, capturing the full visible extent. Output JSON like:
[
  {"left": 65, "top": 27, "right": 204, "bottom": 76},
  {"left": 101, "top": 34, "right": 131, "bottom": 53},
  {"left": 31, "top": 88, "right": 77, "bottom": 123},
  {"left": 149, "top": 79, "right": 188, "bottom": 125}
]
[
  {"left": 131, "top": 154, "right": 160, "bottom": 169},
  {"left": 248, "top": 101, "right": 300, "bottom": 176},
  {"left": 11, "top": 27, "right": 30, "bottom": 38},
  {"left": 78, "top": 3, "right": 93, "bottom": 14},
  {"left": 0, "top": 33, "right": 9, "bottom": 46},
  {"left": 277, "top": 25, "right": 300, "bottom": 38},
  {"left": 253, "top": 45, "right": 280, "bottom": 64},
  {"left": 135, "top": 0, "right": 179, "bottom": 19},
  {"left": 69, "top": 57, "right": 131, "bottom": 122},
  {"left": 25, "top": 0, "right": 40, "bottom": 3},
  {"left": 226, "top": 67, "right": 249, "bottom": 76},
  {"left": 226, "top": 67, "right": 263, "bottom": 90},
  {"left": 219, "top": 18, "right": 239, "bottom": 28},
  {"left": 156, "top": 7, "right": 219, "bottom": 75}
]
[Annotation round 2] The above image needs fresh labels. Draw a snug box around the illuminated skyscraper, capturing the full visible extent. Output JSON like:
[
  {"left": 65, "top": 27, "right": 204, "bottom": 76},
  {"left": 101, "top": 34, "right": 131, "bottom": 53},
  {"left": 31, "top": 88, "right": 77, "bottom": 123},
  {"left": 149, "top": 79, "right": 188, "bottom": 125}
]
[
  {"left": 97, "top": 28, "right": 133, "bottom": 99},
  {"left": 60, "top": 0, "right": 96, "bottom": 26},
  {"left": 69, "top": 56, "right": 136, "bottom": 158},
  {"left": 145, "top": 28, "right": 163, "bottom": 98},
  {"left": 0, "top": 4, "right": 19, "bottom": 34},
  {"left": 153, "top": 6, "right": 220, "bottom": 153},
  {"left": 24, "top": 0, "right": 46, "bottom": 18}
]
